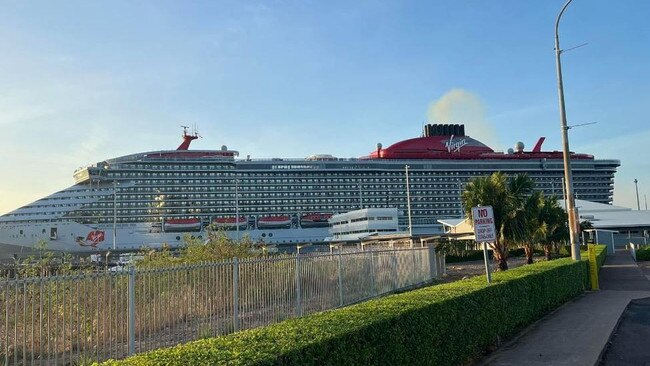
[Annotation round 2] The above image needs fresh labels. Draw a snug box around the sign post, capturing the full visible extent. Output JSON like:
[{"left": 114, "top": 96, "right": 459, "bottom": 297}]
[{"left": 472, "top": 206, "right": 497, "bottom": 284}]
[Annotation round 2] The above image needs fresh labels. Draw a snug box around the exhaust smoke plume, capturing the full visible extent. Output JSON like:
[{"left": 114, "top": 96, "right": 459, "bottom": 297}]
[{"left": 426, "top": 89, "right": 500, "bottom": 149}]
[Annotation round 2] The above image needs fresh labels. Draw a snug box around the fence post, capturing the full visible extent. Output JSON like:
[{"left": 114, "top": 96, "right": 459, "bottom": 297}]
[
  {"left": 441, "top": 254, "right": 447, "bottom": 275},
  {"left": 429, "top": 245, "right": 438, "bottom": 279},
  {"left": 233, "top": 257, "right": 239, "bottom": 332},
  {"left": 410, "top": 248, "right": 417, "bottom": 285},
  {"left": 295, "top": 254, "right": 302, "bottom": 317},
  {"left": 128, "top": 266, "right": 136, "bottom": 356},
  {"left": 369, "top": 250, "right": 377, "bottom": 296},
  {"left": 391, "top": 249, "right": 398, "bottom": 290},
  {"left": 337, "top": 252, "right": 344, "bottom": 307}
]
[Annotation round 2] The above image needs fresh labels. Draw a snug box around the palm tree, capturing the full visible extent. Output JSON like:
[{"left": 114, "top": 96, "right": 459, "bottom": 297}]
[
  {"left": 462, "top": 172, "right": 534, "bottom": 271},
  {"left": 518, "top": 191, "right": 545, "bottom": 264},
  {"left": 538, "top": 196, "right": 569, "bottom": 260}
]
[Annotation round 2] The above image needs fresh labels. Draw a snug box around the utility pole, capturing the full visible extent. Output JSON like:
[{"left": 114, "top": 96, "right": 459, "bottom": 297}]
[
  {"left": 405, "top": 165, "right": 413, "bottom": 237},
  {"left": 235, "top": 175, "right": 240, "bottom": 241},
  {"left": 113, "top": 180, "right": 117, "bottom": 250},
  {"left": 457, "top": 180, "right": 463, "bottom": 217},
  {"left": 634, "top": 179, "right": 640, "bottom": 210},
  {"left": 555, "top": 0, "right": 580, "bottom": 260},
  {"left": 358, "top": 181, "right": 363, "bottom": 209}
]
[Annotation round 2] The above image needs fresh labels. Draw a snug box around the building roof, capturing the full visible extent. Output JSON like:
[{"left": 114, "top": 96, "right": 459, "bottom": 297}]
[
  {"left": 558, "top": 199, "right": 631, "bottom": 213},
  {"left": 559, "top": 199, "right": 650, "bottom": 230}
]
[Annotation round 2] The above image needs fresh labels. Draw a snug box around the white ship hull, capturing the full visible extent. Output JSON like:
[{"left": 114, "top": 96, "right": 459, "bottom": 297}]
[{"left": 0, "top": 221, "right": 330, "bottom": 258}]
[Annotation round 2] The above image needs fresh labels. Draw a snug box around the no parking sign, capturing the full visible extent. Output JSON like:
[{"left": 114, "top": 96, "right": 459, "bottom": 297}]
[
  {"left": 471, "top": 206, "right": 496, "bottom": 243},
  {"left": 471, "top": 206, "right": 496, "bottom": 283}
]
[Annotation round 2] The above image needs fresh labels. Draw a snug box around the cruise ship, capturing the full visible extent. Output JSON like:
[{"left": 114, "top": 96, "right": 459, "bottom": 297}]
[{"left": 0, "top": 124, "right": 619, "bottom": 255}]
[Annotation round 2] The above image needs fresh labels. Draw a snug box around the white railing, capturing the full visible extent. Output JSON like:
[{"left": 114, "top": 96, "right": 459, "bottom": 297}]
[
  {"left": 0, "top": 246, "right": 443, "bottom": 365},
  {"left": 629, "top": 242, "right": 637, "bottom": 261}
]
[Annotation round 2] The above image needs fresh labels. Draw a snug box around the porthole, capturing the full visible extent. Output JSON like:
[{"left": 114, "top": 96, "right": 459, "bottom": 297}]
[{"left": 176, "top": 236, "right": 181, "bottom": 241}]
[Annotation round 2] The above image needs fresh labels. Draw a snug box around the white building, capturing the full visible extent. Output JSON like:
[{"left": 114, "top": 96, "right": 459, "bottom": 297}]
[
  {"left": 560, "top": 199, "right": 650, "bottom": 246},
  {"left": 328, "top": 208, "right": 400, "bottom": 241}
]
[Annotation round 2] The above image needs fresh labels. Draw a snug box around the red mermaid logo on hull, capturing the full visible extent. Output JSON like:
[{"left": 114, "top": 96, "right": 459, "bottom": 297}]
[{"left": 76, "top": 230, "right": 105, "bottom": 247}]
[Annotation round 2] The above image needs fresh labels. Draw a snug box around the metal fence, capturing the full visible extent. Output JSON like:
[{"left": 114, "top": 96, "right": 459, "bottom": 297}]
[{"left": 1, "top": 246, "right": 443, "bottom": 365}]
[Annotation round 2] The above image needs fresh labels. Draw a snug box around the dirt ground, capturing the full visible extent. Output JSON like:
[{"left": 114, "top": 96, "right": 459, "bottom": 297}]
[{"left": 438, "top": 256, "right": 542, "bottom": 283}]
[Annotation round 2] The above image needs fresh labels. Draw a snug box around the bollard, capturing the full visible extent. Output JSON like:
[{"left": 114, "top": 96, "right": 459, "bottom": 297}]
[{"left": 588, "top": 244, "right": 599, "bottom": 290}]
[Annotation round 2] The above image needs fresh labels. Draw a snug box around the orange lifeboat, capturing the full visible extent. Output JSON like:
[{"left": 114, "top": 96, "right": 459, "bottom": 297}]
[
  {"left": 212, "top": 216, "right": 247, "bottom": 230},
  {"left": 300, "top": 213, "right": 333, "bottom": 228},
  {"left": 257, "top": 215, "right": 292, "bottom": 229},
  {"left": 164, "top": 218, "right": 202, "bottom": 232}
]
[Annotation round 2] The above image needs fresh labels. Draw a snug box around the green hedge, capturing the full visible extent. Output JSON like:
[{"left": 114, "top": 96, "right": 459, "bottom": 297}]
[
  {"left": 636, "top": 246, "right": 650, "bottom": 261},
  {"left": 445, "top": 250, "right": 489, "bottom": 263},
  {"left": 445, "top": 248, "right": 546, "bottom": 264},
  {"left": 99, "top": 246, "right": 607, "bottom": 366}
]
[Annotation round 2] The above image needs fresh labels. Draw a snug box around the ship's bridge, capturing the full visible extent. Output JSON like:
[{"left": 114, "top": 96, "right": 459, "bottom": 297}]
[{"left": 73, "top": 166, "right": 104, "bottom": 184}]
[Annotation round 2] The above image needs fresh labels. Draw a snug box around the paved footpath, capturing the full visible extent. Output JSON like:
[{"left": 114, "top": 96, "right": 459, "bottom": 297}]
[{"left": 479, "top": 250, "right": 650, "bottom": 366}]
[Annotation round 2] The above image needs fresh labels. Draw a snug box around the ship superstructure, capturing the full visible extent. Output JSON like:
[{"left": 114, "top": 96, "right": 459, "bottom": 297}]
[{"left": 0, "top": 124, "right": 619, "bottom": 254}]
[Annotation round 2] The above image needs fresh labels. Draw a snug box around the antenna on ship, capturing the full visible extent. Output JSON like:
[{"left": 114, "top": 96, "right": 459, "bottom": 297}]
[
  {"left": 193, "top": 123, "right": 202, "bottom": 139},
  {"left": 177, "top": 124, "right": 200, "bottom": 150}
]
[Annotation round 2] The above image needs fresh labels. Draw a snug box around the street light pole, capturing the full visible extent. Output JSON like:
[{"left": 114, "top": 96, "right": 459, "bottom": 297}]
[
  {"left": 457, "top": 180, "right": 463, "bottom": 217},
  {"left": 113, "top": 180, "right": 117, "bottom": 250},
  {"left": 358, "top": 182, "right": 363, "bottom": 209},
  {"left": 235, "top": 175, "right": 240, "bottom": 241},
  {"left": 555, "top": 0, "right": 580, "bottom": 260},
  {"left": 634, "top": 179, "right": 640, "bottom": 210},
  {"left": 405, "top": 165, "right": 413, "bottom": 237}
]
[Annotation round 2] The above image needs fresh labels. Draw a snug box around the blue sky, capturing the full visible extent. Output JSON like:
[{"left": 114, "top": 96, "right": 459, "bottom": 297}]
[{"left": 1, "top": 0, "right": 649, "bottom": 214}]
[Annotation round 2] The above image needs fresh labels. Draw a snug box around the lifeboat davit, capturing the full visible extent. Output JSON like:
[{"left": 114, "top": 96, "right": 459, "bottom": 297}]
[
  {"left": 212, "top": 216, "right": 247, "bottom": 230},
  {"left": 300, "top": 213, "right": 333, "bottom": 228},
  {"left": 257, "top": 215, "right": 292, "bottom": 229},
  {"left": 164, "top": 218, "right": 202, "bottom": 232}
]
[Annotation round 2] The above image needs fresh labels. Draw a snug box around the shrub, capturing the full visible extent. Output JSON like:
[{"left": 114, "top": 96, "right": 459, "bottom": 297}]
[
  {"left": 445, "top": 250, "right": 489, "bottom": 263},
  {"left": 636, "top": 246, "right": 650, "bottom": 261},
  {"left": 136, "top": 232, "right": 261, "bottom": 267},
  {"left": 99, "top": 246, "right": 607, "bottom": 366},
  {"left": 445, "top": 248, "right": 546, "bottom": 264}
]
